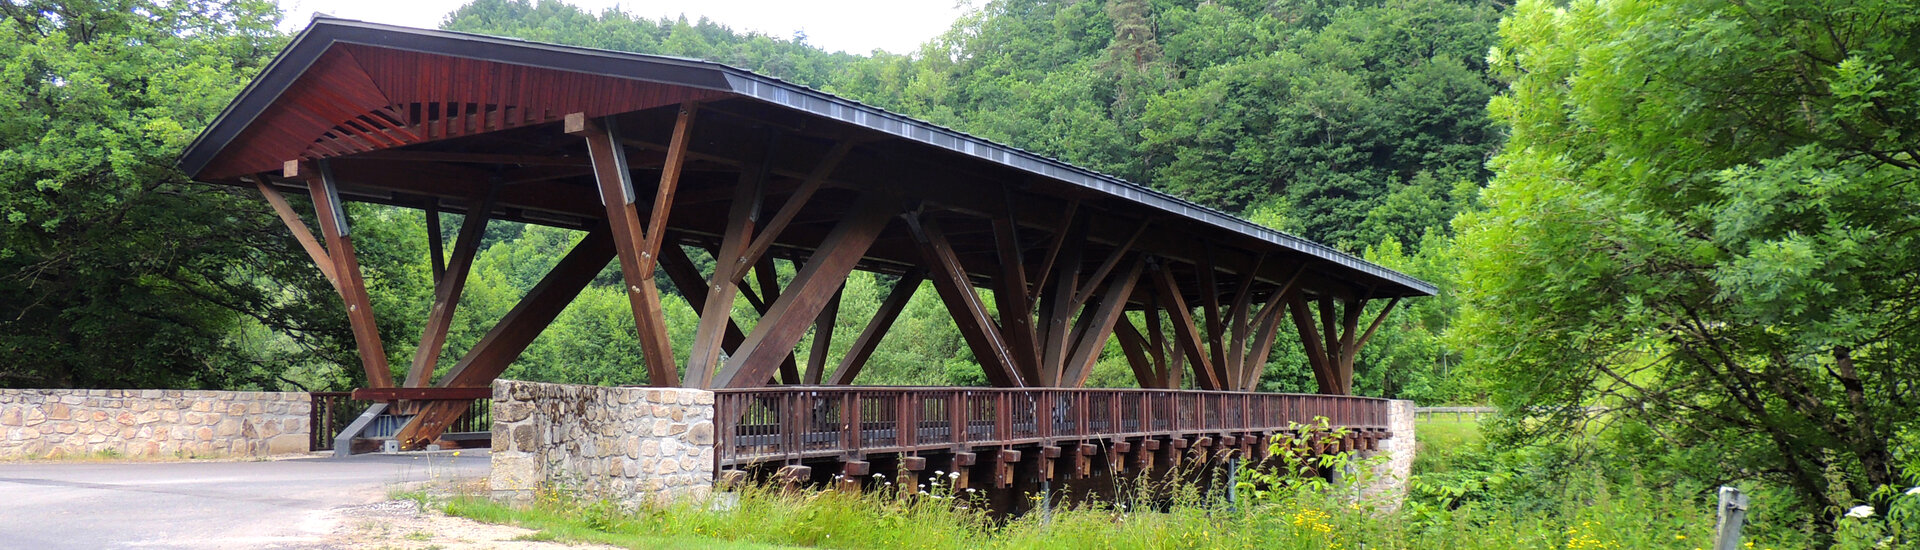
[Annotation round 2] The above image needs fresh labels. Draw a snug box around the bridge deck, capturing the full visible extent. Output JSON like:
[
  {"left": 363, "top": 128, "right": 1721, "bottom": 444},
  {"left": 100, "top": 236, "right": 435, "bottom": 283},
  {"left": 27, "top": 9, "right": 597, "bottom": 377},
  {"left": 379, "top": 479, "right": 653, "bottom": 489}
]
[{"left": 715, "top": 387, "right": 1390, "bottom": 467}]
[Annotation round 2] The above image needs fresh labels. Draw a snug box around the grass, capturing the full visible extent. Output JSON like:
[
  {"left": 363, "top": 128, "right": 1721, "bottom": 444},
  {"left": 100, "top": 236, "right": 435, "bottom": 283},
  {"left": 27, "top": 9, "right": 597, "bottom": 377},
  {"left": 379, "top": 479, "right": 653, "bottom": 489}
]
[
  {"left": 433, "top": 475, "right": 1766, "bottom": 550},
  {"left": 1413, "top": 418, "right": 1484, "bottom": 475}
]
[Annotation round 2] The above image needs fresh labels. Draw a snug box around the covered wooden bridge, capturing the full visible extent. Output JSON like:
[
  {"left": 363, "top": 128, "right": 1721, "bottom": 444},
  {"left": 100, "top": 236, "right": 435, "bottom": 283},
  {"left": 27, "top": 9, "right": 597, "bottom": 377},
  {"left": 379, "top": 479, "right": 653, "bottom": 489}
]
[{"left": 179, "top": 18, "right": 1432, "bottom": 482}]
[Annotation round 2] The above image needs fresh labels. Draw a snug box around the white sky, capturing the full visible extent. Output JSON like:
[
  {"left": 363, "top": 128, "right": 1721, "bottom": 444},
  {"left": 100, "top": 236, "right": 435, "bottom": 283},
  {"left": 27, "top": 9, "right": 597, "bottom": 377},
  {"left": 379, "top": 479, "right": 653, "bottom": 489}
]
[{"left": 277, "top": 0, "right": 970, "bottom": 55}]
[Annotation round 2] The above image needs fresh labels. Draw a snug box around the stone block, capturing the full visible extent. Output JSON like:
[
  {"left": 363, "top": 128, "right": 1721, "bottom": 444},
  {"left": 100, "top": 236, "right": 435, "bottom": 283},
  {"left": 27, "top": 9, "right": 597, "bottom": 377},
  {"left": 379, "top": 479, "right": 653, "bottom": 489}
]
[
  {"left": 0, "top": 406, "right": 19, "bottom": 426},
  {"left": 266, "top": 434, "right": 307, "bottom": 455},
  {"left": 687, "top": 422, "right": 714, "bottom": 445}
]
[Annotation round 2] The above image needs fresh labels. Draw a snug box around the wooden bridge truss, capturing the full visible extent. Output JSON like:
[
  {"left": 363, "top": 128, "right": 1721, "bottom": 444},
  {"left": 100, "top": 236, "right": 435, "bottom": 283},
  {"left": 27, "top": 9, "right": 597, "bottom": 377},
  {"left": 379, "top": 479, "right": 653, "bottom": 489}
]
[{"left": 179, "top": 18, "right": 1433, "bottom": 451}]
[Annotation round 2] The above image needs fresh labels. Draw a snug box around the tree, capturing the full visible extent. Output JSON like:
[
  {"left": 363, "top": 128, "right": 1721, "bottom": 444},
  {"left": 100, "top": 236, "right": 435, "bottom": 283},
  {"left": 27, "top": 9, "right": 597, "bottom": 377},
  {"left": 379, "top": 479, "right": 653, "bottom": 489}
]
[
  {"left": 1457, "top": 0, "right": 1920, "bottom": 521},
  {"left": 0, "top": 1, "right": 365, "bottom": 390}
]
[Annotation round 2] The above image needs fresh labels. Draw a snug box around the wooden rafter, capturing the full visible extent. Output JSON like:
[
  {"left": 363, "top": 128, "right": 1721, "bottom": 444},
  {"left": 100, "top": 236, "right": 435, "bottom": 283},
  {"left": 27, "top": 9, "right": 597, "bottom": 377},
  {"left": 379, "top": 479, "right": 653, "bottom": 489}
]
[{"left": 732, "top": 141, "right": 852, "bottom": 284}]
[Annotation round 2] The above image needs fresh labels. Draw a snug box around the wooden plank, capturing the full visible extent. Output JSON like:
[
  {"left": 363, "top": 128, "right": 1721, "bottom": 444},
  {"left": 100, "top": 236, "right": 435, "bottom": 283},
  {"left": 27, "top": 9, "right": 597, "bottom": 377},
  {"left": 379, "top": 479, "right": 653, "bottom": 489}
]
[
  {"left": 350, "top": 387, "right": 491, "bottom": 401},
  {"left": 711, "top": 193, "right": 896, "bottom": 388},
  {"left": 298, "top": 160, "right": 393, "bottom": 388},
  {"left": 828, "top": 271, "right": 924, "bottom": 385},
  {"left": 405, "top": 189, "right": 495, "bottom": 387},
  {"left": 1149, "top": 262, "right": 1218, "bottom": 390},
  {"left": 437, "top": 226, "right": 615, "bottom": 388},
  {"left": 573, "top": 113, "right": 680, "bottom": 386},
  {"left": 251, "top": 177, "right": 338, "bottom": 291},
  {"left": 801, "top": 283, "right": 843, "bottom": 384},
  {"left": 1064, "top": 258, "right": 1146, "bottom": 387},
  {"left": 909, "top": 214, "right": 1024, "bottom": 388}
]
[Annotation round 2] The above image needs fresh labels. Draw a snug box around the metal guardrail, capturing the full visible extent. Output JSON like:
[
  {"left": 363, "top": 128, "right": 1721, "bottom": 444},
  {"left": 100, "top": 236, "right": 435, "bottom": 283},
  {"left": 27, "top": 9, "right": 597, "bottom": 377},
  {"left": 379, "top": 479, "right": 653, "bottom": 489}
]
[
  {"left": 308, "top": 392, "right": 492, "bottom": 451},
  {"left": 714, "top": 387, "right": 1392, "bottom": 467}
]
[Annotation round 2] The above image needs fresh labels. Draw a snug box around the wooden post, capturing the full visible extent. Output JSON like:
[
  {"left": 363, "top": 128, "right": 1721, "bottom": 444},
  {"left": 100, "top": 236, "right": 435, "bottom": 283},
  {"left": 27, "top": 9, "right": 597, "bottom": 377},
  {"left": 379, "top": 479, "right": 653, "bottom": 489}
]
[
  {"left": 828, "top": 271, "right": 924, "bottom": 385},
  {"left": 1713, "top": 486, "right": 1749, "bottom": 550},
  {"left": 685, "top": 135, "right": 771, "bottom": 388},
  {"left": 252, "top": 176, "right": 338, "bottom": 291},
  {"left": 292, "top": 160, "right": 393, "bottom": 388},
  {"left": 711, "top": 194, "right": 896, "bottom": 388},
  {"left": 908, "top": 213, "right": 1025, "bottom": 387},
  {"left": 405, "top": 190, "right": 495, "bottom": 387},
  {"left": 570, "top": 109, "right": 692, "bottom": 387},
  {"left": 802, "top": 284, "right": 843, "bottom": 384}
]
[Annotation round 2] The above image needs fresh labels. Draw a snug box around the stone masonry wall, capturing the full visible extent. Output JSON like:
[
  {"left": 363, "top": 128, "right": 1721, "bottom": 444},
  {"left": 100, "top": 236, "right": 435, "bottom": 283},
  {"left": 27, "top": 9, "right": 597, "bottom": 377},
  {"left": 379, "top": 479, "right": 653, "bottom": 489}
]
[
  {"left": 0, "top": 389, "right": 310, "bottom": 459},
  {"left": 1359, "top": 399, "right": 1417, "bottom": 511},
  {"left": 490, "top": 380, "right": 715, "bottom": 507}
]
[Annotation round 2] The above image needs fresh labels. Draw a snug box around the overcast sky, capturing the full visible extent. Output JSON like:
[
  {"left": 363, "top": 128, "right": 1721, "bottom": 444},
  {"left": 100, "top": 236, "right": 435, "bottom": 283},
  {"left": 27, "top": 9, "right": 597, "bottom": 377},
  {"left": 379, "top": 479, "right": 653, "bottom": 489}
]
[{"left": 276, "top": 0, "right": 970, "bottom": 55}]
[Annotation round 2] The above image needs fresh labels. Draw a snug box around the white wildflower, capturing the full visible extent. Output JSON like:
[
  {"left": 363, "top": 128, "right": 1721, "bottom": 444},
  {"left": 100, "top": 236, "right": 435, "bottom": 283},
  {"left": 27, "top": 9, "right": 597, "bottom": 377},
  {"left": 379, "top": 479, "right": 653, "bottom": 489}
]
[
  {"left": 1907, "top": 486, "right": 1920, "bottom": 496},
  {"left": 1846, "top": 505, "right": 1875, "bottom": 519},
  {"left": 949, "top": 472, "right": 962, "bottom": 479}
]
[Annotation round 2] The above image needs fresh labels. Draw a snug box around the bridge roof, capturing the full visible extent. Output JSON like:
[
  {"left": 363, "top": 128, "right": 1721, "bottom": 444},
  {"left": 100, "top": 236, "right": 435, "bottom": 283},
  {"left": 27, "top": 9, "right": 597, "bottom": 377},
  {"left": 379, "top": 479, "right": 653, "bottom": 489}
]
[{"left": 179, "top": 17, "right": 1435, "bottom": 299}]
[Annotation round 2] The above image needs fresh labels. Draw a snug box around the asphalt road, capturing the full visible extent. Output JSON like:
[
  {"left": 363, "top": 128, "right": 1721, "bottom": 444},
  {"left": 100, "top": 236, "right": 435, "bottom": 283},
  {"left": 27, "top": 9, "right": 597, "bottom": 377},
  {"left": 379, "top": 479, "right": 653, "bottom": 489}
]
[{"left": 0, "top": 451, "right": 489, "bottom": 549}]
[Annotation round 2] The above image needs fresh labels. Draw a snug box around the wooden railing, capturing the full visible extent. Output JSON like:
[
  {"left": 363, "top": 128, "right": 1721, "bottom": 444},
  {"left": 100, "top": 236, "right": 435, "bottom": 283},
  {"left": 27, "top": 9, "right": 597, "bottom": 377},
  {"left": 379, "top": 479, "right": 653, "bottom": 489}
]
[{"left": 714, "top": 387, "right": 1391, "bottom": 467}]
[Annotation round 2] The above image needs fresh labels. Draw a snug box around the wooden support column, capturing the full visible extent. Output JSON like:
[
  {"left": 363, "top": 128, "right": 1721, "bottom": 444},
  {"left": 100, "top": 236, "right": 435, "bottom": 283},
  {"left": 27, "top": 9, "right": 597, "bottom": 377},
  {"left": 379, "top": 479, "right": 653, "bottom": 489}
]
[
  {"left": 1195, "top": 248, "right": 1227, "bottom": 384},
  {"left": 801, "top": 284, "right": 842, "bottom": 384},
  {"left": 990, "top": 216, "right": 1042, "bottom": 384},
  {"left": 251, "top": 176, "right": 338, "bottom": 291},
  {"left": 1113, "top": 321, "right": 1158, "bottom": 388},
  {"left": 828, "top": 271, "right": 925, "bottom": 385},
  {"left": 396, "top": 227, "right": 616, "bottom": 449},
  {"left": 1063, "top": 258, "right": 1146, "bottom": 387},
  {"left": 908, "top": 213, "right": 1025, "bottom": 387},
  {"left": 290, "top": 160, "right": 393, "bottom": 388},
  {"left": 1036, "top": 220, "right": 1086, "bottom": 385},
  {"left": 711, "top": 194, "right": 896, "bottom": 388},
  {"left": 1288, "top": 294, "right": 1339, "bottom": 395},
  {"left": 685, "top": 136, "right": 771, "bottom": 388},
  {"left": 405, "top": 189, "right": 495, "bottom": 387},
  {"left": 424, "top": 201, "right": 446, "bottom": 282},
  {"left": 657, "top": 243, "right": 761, "bottom": 385},
  {"left": 1149, "top": 262, "right": 1219, "bottom": 390},
  {"left": 436, "top": 227, "right": 616, "bottom": 388},
  {"left": 570, "top": 108, "right": 694, "bottom": 387},
  {"left": 1239, "top": 265, "right": 1303, "bottom": 390}
]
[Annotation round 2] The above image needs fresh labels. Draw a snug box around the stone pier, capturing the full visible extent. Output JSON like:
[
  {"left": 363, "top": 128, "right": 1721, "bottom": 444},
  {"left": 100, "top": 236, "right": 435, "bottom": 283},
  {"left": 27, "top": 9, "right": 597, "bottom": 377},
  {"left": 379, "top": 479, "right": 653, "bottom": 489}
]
[{"left": 489, "top": 380, "right": 716, "bottom": 507}]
